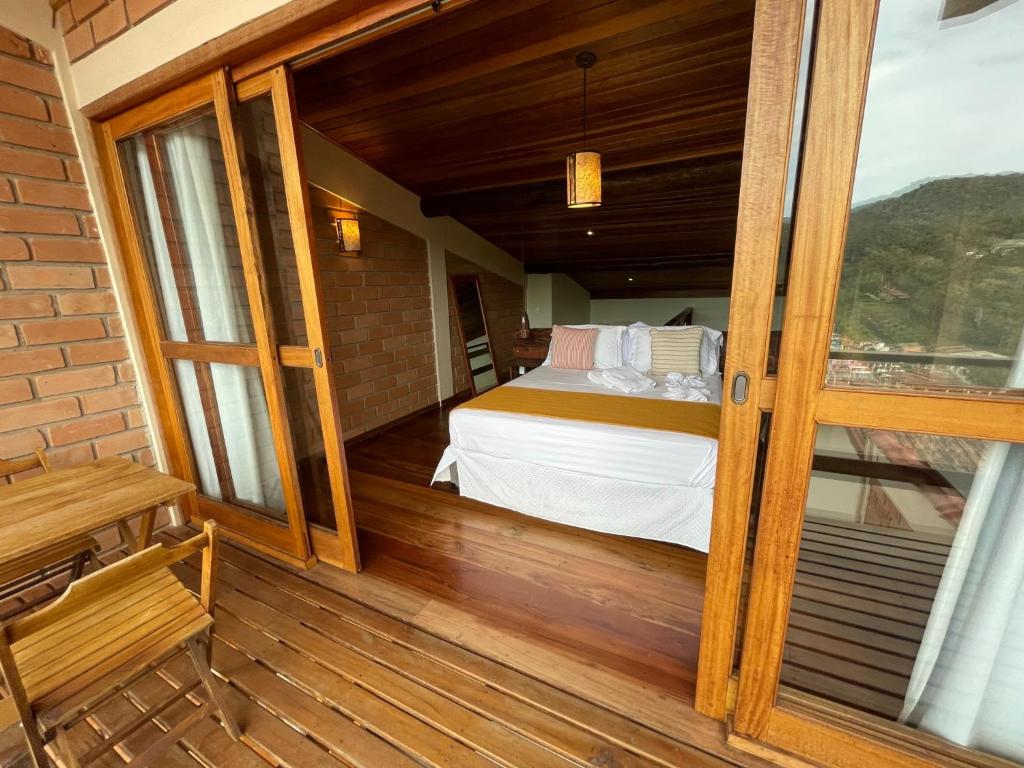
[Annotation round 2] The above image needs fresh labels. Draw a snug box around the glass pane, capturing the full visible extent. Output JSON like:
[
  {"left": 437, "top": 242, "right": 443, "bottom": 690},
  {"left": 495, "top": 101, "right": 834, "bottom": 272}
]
[
  {"left": 767, "top": 0, "right": 818, "bottom": 375},
  {"left": 281, "top": 366, "right": 336, "bottom": 529},
  {"left": 827, "top": 1, "right": 1024, "bottom": 396},
  {"left": 117, "top": 108, "right": 254, "bottom": 344},
  {"left": 237, "top": 94, "right": 308, "bottom": 346},
  {"left": 171, "top": 359, "right": 285, "bottom": 521},
  {"left": 781, "top": 423, "right": 1024, "bottom": 763}
]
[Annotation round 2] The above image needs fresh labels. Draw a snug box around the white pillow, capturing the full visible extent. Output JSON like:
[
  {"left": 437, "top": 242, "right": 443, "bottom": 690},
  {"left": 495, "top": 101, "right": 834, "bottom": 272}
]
[
  {"left": 627, "top": 323, "right": 723, "bottom": 375},
  {"left": 543, "top": 325, "right": 624, "bottom": 369}
]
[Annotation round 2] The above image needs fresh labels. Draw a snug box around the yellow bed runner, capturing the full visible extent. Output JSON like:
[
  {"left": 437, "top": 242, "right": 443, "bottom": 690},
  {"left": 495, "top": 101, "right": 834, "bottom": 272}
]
[{"left": 456, "top": 385, "right": 721, "bottom": 439}]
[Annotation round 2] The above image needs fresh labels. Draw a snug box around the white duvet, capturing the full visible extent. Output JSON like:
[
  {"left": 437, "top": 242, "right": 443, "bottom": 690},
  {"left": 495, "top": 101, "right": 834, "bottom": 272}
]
[{"left": 432, "top": 366, "right": 721, "bottom": 551}]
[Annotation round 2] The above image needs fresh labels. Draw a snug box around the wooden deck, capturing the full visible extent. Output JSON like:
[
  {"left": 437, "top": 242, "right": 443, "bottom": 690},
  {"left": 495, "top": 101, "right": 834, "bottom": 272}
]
[{"left": 0, "top": 517, "right": 763, "bottom": 767}]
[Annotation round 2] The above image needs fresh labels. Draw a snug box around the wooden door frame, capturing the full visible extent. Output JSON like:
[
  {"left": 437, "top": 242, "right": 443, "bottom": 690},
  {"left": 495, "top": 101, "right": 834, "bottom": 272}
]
[
  {"left": 695, "top": 0, "right": 811, "bottom": 721},
  {"left": 234, "top": 67, "right": 361, "bottom": 572},
  {"left": 95, "top": 71, "right": 318, "bottom": 568},
  {"left": 730, "top": 1, "right": 1024, "bottom": 766}
]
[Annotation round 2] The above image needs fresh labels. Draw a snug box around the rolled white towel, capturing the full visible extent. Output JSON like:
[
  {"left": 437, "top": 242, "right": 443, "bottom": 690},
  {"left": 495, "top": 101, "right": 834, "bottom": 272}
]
[
  {"left": 588, "top": 366, "right": 656, "bottom": 394},
  {"left": 663, "top": 386, "right": 710, "bottom": 402},
  {"left": 665, "top": 372, "right": 704, "bottom": 389}
]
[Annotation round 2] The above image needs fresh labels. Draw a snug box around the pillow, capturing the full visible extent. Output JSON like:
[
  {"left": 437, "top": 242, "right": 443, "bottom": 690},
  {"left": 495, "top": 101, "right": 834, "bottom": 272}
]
[
  {"left": 549, "top": 325, "right": 598, "bottom": 369},
  {"left": 627, "top": 323, "right": 723, "bottom": 375},
  {"left": 649, "top": 327, "right": 704, "bottom": 375},
  {"left": 543, "top": 325, "right": 624, "bottom": 368}
]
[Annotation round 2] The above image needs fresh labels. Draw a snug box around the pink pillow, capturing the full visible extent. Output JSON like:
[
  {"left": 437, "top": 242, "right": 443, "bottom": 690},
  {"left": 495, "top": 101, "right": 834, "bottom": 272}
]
[{"left": 549, "top": 325, "right": 597, "bottom": 370}]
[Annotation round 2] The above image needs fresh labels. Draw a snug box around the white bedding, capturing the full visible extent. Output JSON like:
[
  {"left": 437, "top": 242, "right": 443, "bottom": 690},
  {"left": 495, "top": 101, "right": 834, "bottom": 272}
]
[{"left": 432, "top": 366, "right": 721, "bottom": 550}]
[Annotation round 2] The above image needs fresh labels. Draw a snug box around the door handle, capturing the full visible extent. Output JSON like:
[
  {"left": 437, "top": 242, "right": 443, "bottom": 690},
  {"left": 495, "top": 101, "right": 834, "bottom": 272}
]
[{"left": 731, "top": 371, "right": 749, "bottom": 405}]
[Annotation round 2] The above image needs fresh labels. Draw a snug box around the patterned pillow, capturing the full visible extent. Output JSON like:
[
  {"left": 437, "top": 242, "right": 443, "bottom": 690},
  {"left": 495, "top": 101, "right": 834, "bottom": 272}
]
[
  {"left": 549, "top": 326, "right": 598, "bottom": 369},
  {"left": 649, "top": 327, "right": 704, "bottom": 375}
]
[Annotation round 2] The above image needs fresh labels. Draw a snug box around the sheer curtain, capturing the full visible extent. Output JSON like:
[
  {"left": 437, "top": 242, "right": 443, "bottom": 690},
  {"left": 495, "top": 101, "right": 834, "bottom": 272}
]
[
  {"left": 130, "top": 126, "right": 284, "bottom": 512},
  {"left": 900, "top": 327, "right": 1024, "bottom": 761}
]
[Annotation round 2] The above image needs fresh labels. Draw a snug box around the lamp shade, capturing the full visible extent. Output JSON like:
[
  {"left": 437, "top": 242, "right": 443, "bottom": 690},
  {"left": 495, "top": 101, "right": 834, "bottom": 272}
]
[
  {"left": 566, "top": 150, "right": 602, "bottom": 208},
  {"left": 335, "top": 216, "right": 361, "bottom": 253}
]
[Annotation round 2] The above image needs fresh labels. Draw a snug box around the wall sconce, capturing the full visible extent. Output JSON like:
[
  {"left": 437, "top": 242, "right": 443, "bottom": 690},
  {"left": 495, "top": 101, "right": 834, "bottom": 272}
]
[{"left": 335, "top": 215, "right": 361, "bottom": 253}]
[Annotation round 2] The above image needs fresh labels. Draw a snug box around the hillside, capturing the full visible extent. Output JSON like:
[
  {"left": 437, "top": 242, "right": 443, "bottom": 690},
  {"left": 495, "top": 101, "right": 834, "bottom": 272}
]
[{"left": 835, "top": 173, "right": 1024, "bottom": 360}]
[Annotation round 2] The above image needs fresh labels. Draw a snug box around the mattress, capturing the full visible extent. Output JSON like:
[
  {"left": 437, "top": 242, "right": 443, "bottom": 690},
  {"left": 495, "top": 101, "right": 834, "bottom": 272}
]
[{"left": 432, "top": 366, "right": 721, "bottom": 550}]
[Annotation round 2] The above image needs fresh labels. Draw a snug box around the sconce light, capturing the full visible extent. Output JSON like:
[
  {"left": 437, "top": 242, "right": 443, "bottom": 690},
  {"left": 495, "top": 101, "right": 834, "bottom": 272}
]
[{"left": 335, "top": 214, "right": 361, "bottom": 253}]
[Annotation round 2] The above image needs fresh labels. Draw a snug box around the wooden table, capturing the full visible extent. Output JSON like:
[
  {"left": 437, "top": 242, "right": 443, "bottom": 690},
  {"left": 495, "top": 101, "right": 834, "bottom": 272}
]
[{"left": 0, "top": 457, "right": 194, "bottom": 566}]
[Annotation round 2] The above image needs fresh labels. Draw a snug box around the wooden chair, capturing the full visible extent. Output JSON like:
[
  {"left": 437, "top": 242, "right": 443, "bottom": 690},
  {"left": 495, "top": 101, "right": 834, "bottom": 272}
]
[
  {"left": 0, "top": 451, "right": 100, "bottom": 621},
  {"left": 0, "top": 521, "right": 240, "bottom": 767}
]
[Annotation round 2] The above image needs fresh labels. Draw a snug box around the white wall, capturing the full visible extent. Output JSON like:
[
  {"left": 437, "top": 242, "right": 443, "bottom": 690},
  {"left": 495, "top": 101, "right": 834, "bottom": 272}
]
[
  {"left": 300, "top": 127, "right": 523, "bottom": 401},
  {"left": 589, "top": 295, "right": 787, "bottom": 331},
  {"left": 526, "top": 273, "right": 590, "bottom": 327},
  {"left": 550, "top": 273, "right": 591, "bottom": 325}
]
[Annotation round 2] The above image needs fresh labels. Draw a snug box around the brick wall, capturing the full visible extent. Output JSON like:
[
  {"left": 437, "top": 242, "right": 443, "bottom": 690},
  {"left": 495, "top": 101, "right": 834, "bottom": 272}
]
[
  {"left": 309, "top": 187, "right": 438, "bottom": 440},
  {"left": 0, "top": 25, "right": 151, "bottom": 481},
  {"left": 446, "top": 251, "right": 522, "bottom": 394},
  {"left": 56, "top": 0, "right": 178, "bottom": 62}
]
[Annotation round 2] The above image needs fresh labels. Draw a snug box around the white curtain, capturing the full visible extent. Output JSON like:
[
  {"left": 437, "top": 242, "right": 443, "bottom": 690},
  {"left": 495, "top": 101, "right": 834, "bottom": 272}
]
[
  {"left": 900, "top": 327, "right": 1024, "bottom": 762},
  {"left": 131, "top": 125, "right": 284, "bottom": 513}
]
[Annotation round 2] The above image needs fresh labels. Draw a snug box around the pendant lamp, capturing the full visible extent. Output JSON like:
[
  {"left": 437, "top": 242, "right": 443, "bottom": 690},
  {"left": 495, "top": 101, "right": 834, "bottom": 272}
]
[{"left": 566, "top": 51, "right": 601, "bottom": 209}]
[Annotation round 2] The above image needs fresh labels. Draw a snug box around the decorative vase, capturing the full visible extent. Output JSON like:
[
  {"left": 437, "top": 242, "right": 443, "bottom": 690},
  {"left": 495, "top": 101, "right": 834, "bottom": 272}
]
[{"left": 516, "top": 309, "right": 532, "bottom": 340}]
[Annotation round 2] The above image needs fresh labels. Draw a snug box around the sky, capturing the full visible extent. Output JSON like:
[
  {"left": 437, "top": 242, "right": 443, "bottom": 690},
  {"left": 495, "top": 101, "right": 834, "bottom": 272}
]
[{"left": 850, "top": 0, "right": 1024, "bottom": 205}]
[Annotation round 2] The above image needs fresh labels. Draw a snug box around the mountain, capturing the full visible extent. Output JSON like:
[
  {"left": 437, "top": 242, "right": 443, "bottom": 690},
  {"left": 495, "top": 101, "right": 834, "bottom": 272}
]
[{"left": 835, "top": 173, "right": 1024, "bottom": 370}]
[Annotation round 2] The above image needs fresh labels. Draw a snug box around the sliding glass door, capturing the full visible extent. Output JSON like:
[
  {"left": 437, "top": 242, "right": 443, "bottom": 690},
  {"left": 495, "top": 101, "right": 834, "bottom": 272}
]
[
  {"left": 727, "top": 1, "right": 1024, "bottom": 766},
  {"left": 98, "top": 69, "right": 358, "bottom": 570}
]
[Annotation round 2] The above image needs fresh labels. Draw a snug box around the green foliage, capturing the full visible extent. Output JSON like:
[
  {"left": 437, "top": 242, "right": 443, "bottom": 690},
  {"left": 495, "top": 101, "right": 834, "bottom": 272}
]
[{"left": 836, "top": 173, "right": 1024, "bottom": 357}]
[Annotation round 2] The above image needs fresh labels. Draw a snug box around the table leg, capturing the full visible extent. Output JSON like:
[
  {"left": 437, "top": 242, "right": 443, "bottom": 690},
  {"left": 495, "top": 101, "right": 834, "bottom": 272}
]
[
  {"left": 137, "top": 506, "right": 157, "bottom": 549},
  {"left": 117, "top": 520, "right": 138, "bottom": 553}
]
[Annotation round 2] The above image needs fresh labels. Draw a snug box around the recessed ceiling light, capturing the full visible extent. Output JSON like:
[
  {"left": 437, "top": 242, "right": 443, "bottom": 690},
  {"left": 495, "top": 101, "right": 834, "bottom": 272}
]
[
  {"left": 586, "top": 229, "right": 595, "bottom": 236},
  {"left": 628, "top": 277, "right": 634, "bottom": 282}
]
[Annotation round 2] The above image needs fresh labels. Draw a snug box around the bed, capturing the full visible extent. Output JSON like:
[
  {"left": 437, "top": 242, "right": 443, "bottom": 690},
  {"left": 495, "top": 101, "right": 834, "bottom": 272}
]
[{"left": 431, "top": 365, "right": 722, "bottom": 551}]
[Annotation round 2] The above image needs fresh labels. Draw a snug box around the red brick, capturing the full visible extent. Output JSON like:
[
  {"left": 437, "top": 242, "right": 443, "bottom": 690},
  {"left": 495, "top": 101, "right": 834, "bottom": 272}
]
[
  {"left": 0, "top": 117, "right": 76, "bottom": 155},
  {"left": 47, "top": 442, "right": 95, "bottom": 468},
  {"left": 30, "top": 45, "right": 52, "bottom": 67},
  {"left": 0, "top": 29, "right": 31, "bottom": 58},
  {"left": 63, "top": 23, "right": 94, "bottom": 62},
  {"left": 0, "top": 179, "right": 12, "bottom": 202},
  {"left": 94, "top": 264, "right": 111, "bottom": 287},
  {"left": 14, "top": 179, "right": 91, "bottom": 210},
  {"left": 6, "top": 264, "right": 94, "bottom": 289},
  {"left": 71, "top": 0, "right": 107, "bottom": 23},
  {"left": 81, "top": 384, "right": 138, "bottom": 413},
  {"left": 35, "top": 365, "right": 116, "bottom": 396},
  {"left": 66, "top": 338, "right": 126, "bottom": 365},
  {"left": 116, "top": 361, "right": 135, "bottom": 381},
  {"left": 57, "top": 4, "right": 75, "bottom": 31},
  {"left": 0, "top": 347, "right": 64, "bottom": 376},
  {"left": 82, "top": 215, "right": 99, "bottom": 238},
  {"left": 0, "top": 397, "right": 80, "bottom": 432},
  {"left": 0, "top": 324, "right": 16, "bottom": 347},
  {"left": 0, "top": 378, "right": 31, "bottom": 405},
  {"left": 126, "top": 0, "right": 172, "bottom": 23},
  {"left": 0, "top": 208, "right": 79, "bottom": 236},
  {"left": 0, "top": 237, "right": 30, "bottom": 261},
  {"left": 0, "top": 58, "right": 60, "bottom": 97},
  {"left": 20, "top": 317, "right": 105, "bottom": 345},
  {"left": 0, "top": 293, "right": 54, "bottom": 319},
  {"left": 65, "top": 159, "right": 85, "bottom": 183},
  {"left": 106, "top": 315, "right": 124, "bottom": 336},
  {"left": 94, "top": 428, "right": 148, "bottom": 458},
  {"left": 124, "top": 406, "right": 145, "bottom": 428},
  {"left": 0, "top": 145, "right": 64, "bottom": 179},
  {"left": 0, "top": 429, "right": 45, "bottom": 460},
  {"left": 0, "top": 84, "right": 48, "bottom": 121},
  {"left": 30, "top": 238, "right": 105, "bottom": 263},
  {"left": 48, "top": 411, "right": 123, "bottom": 446},
  {"left": 92, "top": 0, "right": 128, "bottom": 43},
  {"left": 57, "top": 290, "right": 115, "bottom": 315},
  {"left": 47, "top": 100, "right": 70, "bottom": 128}
]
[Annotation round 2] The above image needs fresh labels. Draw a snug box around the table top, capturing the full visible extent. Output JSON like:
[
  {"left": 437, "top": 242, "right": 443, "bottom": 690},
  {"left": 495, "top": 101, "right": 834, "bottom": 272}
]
[{"left": 0, "top": 457, "right": 194, "bottom": 564}]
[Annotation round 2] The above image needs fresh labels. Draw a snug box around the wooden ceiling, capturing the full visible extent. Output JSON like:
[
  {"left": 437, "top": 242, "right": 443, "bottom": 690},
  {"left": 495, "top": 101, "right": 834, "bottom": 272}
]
[{"left": 293, "top": 0, "right": 754, "bottom": 298}]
